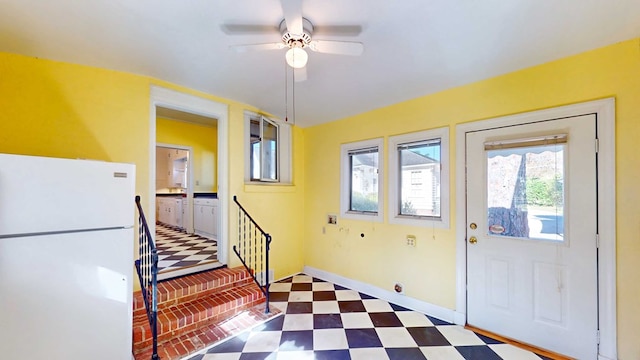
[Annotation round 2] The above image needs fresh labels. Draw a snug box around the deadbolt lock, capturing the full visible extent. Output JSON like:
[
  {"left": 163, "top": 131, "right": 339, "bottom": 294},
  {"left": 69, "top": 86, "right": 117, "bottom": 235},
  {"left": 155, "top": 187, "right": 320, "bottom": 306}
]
[{"left": 469, "top": 223, "right": 477, "bottom": 230}]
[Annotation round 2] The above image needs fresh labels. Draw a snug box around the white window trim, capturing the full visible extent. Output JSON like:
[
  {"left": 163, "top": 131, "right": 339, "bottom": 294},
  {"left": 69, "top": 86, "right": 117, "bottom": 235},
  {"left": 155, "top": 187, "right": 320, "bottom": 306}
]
[
  {"left": 340, "top": 138, "right": 384, "bottom": 222},
  {"left": 388, "top": 127, "right": 450, "bottom": 228},
  {"left": 244, "top": 111, "right": 292, "bottom": 184}
]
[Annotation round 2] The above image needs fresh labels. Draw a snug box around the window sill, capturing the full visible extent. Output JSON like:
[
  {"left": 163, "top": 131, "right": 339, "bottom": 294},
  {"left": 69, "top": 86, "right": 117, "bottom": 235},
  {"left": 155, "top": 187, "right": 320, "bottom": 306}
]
[
  {"left": 388, "top": 215, "right": 449, "bottom": 228},
  {"left": 342, "top": 211, "right": 383, "bottom": 223}
]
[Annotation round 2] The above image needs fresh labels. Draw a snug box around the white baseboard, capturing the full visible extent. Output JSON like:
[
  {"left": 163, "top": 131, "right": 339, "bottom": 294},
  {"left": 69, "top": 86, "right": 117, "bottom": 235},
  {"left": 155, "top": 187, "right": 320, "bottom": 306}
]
[
  {"left": 453, "top": 311, "right": 466, "bottom": 326},
  {"left": 303, "top": 266, "right": 456, "bottom": 324},
  {"left": 598, "top": 355, "right": 616, "bottom": 360}
]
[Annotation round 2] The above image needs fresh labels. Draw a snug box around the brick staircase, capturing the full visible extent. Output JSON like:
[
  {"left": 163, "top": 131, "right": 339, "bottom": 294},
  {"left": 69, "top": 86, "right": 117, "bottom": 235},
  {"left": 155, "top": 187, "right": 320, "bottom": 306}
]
[{"left": 132, "top": 266, "right": 280, "bottom": 360}]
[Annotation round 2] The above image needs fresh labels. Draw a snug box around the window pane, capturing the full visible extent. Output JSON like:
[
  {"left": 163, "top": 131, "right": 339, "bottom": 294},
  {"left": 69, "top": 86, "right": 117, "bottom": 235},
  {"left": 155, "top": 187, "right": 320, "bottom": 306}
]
[
  {"left": 251, "top": 142, "right": 261, "bottom": 180},
  {"left": 261, "top": 120, "right": 278, "bottom": 181},
  {"left": 250, "top": 120, "right": 261, "bottom": 180},
  {"left": 487, "top": 144, "right": 565, "bottom": 241},
  {"left": 399, "top": 141, "right": 441, "bottom": 217},
  {"left": 350, "top": 151, "right": 378, "bottom": 212}
]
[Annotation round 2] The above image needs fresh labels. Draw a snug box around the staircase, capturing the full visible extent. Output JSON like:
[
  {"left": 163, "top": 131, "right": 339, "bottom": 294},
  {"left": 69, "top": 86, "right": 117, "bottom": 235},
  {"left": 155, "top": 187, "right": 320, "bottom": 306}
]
[
  {"left": 132, "top": 266, "right": 279, "bottom": 360},
  {"left": 133, "top": 195, "right": 279, "bottom": 360}
]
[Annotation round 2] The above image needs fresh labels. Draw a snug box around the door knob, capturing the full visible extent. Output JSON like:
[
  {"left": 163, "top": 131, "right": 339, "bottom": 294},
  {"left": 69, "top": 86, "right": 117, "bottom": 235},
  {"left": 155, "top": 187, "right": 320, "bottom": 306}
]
[{"left": 469, "top": 236, "right": 478, "bottom": 244}]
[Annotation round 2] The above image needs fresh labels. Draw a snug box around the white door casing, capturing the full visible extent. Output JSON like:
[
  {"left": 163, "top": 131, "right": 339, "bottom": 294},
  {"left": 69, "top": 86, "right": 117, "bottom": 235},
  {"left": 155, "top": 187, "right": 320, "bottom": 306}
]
[
  {"left": 466, "top": 115, "right": 597, "bottom": 358},
  {"left": 455, "top": 98, "right": 616, "bottom": 360},
  {"left": 149, "top": 86, "right": 229, "bottom": 265}
]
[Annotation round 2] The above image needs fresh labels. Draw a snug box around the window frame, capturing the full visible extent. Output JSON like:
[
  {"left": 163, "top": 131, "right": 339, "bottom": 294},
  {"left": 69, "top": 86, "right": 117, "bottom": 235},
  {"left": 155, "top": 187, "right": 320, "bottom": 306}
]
[
  {"left": 244, "top": 112, "right": 292, "bottom": 184},
  {"left": 340, "top": 138, "right": 384, "bottom": 222},
  {"left": 388, "top": 127, "right": 450, "bottom": 228}
]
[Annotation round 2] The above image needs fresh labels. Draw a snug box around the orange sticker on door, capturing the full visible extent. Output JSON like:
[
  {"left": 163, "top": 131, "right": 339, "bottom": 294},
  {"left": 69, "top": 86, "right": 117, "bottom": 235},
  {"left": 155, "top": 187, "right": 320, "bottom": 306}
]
[{"left": 489, "top": 224, "right": 505, "bottom": 234}]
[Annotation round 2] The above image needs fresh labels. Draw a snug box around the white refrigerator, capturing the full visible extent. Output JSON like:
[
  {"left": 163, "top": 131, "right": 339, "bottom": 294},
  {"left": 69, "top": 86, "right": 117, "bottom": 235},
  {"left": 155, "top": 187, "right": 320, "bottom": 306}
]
[{"left": 0, "top": 153, "right": 136, "bottom": 360}]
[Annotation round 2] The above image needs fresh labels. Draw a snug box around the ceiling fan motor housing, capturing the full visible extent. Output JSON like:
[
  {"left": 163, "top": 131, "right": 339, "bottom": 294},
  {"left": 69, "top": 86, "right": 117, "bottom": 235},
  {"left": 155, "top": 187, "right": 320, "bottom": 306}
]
[{"left": 280, "top": 18, "right": 313, "bottom": 48}]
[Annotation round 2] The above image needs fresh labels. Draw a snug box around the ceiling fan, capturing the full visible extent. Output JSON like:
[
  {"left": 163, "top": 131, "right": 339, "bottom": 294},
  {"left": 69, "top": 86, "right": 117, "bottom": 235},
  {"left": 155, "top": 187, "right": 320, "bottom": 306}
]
[{"left": 222, "top": 0, "right": 364, "bottom": 81}]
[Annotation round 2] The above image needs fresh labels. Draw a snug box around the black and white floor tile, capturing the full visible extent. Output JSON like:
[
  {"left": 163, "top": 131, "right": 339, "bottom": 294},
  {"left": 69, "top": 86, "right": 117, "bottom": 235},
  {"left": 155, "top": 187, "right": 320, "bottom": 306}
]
[
  {"left": 186, "top": 274, "right": 550, "bottom": 360},
  {"left": 155, "top": 223, "right": 218, "bottom": 275}
]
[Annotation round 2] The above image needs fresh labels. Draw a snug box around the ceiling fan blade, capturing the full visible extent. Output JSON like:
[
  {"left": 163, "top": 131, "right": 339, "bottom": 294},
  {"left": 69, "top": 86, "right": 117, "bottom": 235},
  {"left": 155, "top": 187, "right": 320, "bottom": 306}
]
[
  {"left": 281, "top": 0, "right": 303, "bottom": 35},
  {"left": 294, "top": 67, "right": 307, "bottom": 82},
  {"left": 221, "top": 24, "right": 279, "bottom": 35},
  {"left": 230, "top": 43, "right": 286, "bottom": 53},
  {"left": 314, "top": 25, "right": 363, "bottom": 37},
  {"left": 308, "top": 40, "right": 364, "bottom": 56}
]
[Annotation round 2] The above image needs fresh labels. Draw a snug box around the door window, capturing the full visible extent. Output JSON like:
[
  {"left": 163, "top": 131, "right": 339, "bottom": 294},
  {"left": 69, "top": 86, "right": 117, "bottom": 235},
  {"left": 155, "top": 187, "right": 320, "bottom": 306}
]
[{"left": 485, "top": 135, "right": 566, "bottom": 241}]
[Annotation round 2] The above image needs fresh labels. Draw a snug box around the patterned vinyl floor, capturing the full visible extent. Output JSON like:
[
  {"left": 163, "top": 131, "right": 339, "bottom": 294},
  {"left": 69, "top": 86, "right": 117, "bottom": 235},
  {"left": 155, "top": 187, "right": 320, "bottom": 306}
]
[
  {"left": 186, "top": 274, "right": 551, "bottom": 360},
  {"left": 155, "top": 223, "right": 218, "bottom": 275}
]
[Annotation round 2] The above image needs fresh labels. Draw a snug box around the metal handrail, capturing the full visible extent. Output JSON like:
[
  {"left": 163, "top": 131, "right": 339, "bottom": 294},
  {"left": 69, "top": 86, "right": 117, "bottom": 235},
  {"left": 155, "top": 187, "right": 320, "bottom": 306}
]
[
  {"left": 233, "top": 195, "right": 271, "bottom": 314},
  {"left": 134, "top": 196, "right": 160, "bottom": 360}
]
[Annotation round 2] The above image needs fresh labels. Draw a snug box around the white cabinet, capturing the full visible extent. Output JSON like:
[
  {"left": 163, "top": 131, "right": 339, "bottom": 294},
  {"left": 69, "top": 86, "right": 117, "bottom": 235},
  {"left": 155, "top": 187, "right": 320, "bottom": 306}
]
[
  {"left": 173, "top": 198, "right": 183, "bottom": 229},
  {"left": 181, "top": 198, "right": 188, "bottom": 230},
  {"left": 168, "top": 149, "right": 188, "bottom": 188},
  {"left": 156, "top": 197, "right": 184, "bottom": 229},
  {"left": 156, "top": 147, "right": 188, "bottom": 190},
  {"left": 155, "top": 148, "right": 169, "bottom": 190},
  {"left": 193, "top": 198, "right": 217, "bottom": 239}
]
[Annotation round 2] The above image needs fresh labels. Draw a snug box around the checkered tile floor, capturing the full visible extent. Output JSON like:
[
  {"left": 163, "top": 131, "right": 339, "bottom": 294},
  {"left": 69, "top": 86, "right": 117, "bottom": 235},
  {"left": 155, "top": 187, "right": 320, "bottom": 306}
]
[
  {"left": 186, "top": 274, "right": 550, "bottom": 360},
  {"left": 155, "top": 223, "right": 218, "bottom": 274}
]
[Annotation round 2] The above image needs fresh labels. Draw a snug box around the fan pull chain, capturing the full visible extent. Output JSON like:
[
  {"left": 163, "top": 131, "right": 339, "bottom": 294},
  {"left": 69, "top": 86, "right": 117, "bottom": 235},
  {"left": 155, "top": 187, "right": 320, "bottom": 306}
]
[
  {"left": 292, "top": 68, "right": 296, "bottom": 125},
  {"left": 284, "top": 60, "right": 289, "bottom": 123}
]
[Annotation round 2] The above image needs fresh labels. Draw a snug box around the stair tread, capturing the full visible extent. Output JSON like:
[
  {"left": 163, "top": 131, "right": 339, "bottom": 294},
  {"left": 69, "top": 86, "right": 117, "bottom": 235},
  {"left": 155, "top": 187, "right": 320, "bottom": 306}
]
[
  {"left": 133, "top": 304, "right": 282, "bottom": 360},
  {"left": 133, "top": 282, "right": 266, "bottom": 349},
  {"left": 133, "top": 266, "right": 252, "bottom": 311},
  {"left": 132, "top": 266, "right": 270, "bottom": 357},
  {"left": 134, "top": 282, "right": 263, "bottom": 325}
]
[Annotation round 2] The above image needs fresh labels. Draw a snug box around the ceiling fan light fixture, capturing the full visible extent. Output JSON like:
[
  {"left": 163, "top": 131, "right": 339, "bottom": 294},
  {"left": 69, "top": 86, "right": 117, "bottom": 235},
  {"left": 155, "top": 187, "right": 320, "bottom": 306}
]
[{"left": 285, "top": 47, "right": 308, "bottom": 68}]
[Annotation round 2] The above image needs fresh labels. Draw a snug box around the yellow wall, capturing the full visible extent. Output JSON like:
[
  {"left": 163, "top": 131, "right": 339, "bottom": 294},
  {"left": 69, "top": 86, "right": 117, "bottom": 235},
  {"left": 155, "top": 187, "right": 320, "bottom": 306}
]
[
  {"left": 156, "top": 117, "right": 218, "bottom": 192},
  {"left": 3, "top": 36, "right": 639, "bottom": 358},
  {"left": 0, "top": 51, "right": 306, "bottom": 291},
  {"left": 225, "top": 106, "right": 306, "bottom": 279},
  {"left": 303, "top": 38, "right": 640, "bottom": 359},
  {"left": 0, "top": 52, "right": 151, "bottom": 204}
]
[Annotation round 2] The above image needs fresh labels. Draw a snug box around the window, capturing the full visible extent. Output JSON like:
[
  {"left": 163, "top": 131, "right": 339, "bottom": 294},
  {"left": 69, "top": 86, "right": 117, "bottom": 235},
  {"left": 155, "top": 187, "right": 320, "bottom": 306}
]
[
  {"left": 485, "top": 135, "right": 566, "bottom": 241},
  {"left": 340, "top": 138, "right": 384, "bottom": 222},
  {"left": 388, "top": 128, "right": 449, "bottom": 227},
  {"left": 245, "top": 112, "right": 291, "bottom": 184}
]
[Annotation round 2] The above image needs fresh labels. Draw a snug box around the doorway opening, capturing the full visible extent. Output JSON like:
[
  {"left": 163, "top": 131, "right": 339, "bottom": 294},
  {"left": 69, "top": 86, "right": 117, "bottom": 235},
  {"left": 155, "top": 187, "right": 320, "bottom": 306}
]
[
  {"left": 149, "top": 86, "right": 230, "bottom": 280},
  {"left": 154, "top": 142, "right": 220, "bottom": 279}
]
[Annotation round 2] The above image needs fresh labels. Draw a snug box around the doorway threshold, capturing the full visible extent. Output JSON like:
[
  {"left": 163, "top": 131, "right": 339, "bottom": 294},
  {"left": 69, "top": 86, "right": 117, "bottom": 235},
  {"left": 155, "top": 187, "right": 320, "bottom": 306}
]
[
  {"left": 158, "top": 260, "right": 225, "bottom": 281},
  {"left": 465, "top": 325, "right": 573, "bottom": 360}
]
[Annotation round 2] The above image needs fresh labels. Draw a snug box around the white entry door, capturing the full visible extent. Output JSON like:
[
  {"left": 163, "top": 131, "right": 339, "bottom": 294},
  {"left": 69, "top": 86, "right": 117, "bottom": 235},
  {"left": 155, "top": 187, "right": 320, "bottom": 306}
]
[{"left": 466, "top": 114, "right": 598, "bottom": 359}]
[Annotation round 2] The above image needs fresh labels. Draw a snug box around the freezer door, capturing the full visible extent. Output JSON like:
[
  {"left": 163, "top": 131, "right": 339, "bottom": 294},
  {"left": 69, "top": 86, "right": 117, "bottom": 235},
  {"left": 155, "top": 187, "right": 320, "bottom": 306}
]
[
  {"left": 0, "top": 228, "right": 133, "bottom": 360},
  {"left": 0, "top": 154, "right": 135, "bottom": 236}
]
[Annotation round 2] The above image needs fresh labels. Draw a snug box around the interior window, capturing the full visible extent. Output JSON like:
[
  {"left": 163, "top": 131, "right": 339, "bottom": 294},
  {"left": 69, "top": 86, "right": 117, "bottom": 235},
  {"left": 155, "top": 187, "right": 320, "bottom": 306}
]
[{"left": 249, "top": 117, "right": 279, "bottom": 182}]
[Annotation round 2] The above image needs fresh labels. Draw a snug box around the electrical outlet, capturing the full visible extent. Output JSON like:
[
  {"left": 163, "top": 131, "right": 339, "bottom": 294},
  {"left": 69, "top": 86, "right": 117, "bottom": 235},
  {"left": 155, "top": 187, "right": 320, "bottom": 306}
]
[
  {"left": 394, "top": 282, "right": 405, "bottom": 294},
  {"left": 406, "top": 235, "right": 416, "bottom": 247}
]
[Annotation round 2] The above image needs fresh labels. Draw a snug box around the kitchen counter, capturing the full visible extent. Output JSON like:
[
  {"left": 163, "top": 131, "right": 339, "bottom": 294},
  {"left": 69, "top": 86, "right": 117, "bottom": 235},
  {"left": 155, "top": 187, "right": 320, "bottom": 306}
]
[
  {"left": 194, "top": 192, "right": 217, "bottom": 198},
  {"left": 156, "top": 193, "right": 186, "bottom": 197}
]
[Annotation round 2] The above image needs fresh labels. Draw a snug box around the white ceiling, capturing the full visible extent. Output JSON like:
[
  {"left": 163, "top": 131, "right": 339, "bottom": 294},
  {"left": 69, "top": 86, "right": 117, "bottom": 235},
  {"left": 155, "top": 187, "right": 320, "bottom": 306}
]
[{"left": 1, "top": 0, "right": 639, "bottom": 127}]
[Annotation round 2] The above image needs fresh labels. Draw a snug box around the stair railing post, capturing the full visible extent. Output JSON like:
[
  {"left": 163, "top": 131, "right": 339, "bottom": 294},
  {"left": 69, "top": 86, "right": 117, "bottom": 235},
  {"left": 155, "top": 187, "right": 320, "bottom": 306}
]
[
  {"left": 264, "top": 233, "right": 271, "bottom": 314},
  {"left": 232, "top": 196, "right": 271, "bottom": 314},
  {"left": 134, "top": 196, "right": 160, "bottom": 360}
]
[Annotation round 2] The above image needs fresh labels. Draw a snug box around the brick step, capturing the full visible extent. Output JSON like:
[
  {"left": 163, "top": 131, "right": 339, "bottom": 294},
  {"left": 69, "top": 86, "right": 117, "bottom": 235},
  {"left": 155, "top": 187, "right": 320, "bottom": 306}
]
[
  {"left": 132, "top": 281, "right": 266, "bottom": 356},
  {"left": 133, "top": 303, "right": 281, "bottom": 360},
  {"left": 133, "top": 266, "right": 253, "bottom": 317}
]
